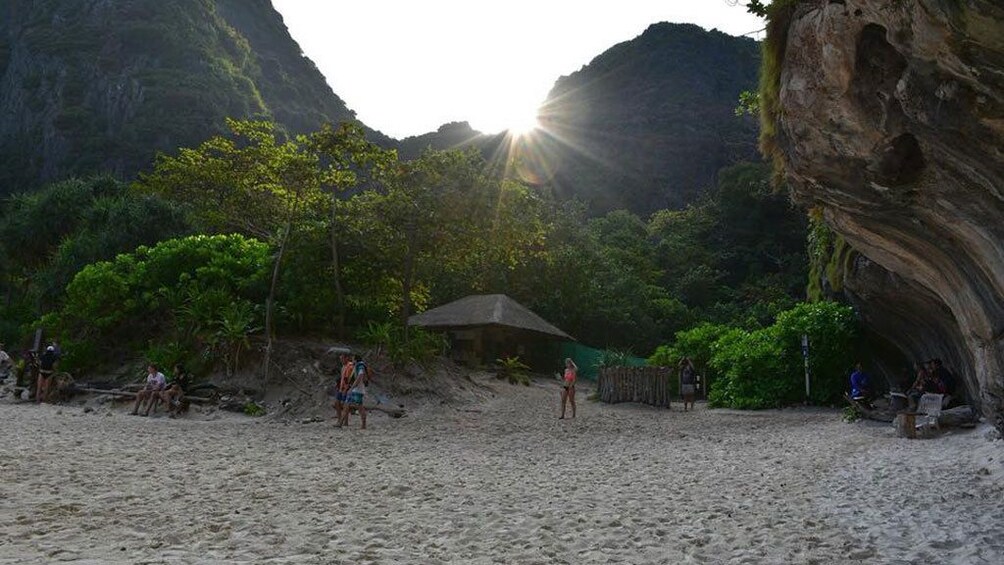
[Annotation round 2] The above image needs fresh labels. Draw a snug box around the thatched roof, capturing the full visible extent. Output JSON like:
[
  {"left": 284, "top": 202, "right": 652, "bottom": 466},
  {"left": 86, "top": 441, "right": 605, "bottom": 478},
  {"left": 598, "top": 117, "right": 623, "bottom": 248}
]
[{"left": 407, "top": 294, "right": 573, "bottom": 340}]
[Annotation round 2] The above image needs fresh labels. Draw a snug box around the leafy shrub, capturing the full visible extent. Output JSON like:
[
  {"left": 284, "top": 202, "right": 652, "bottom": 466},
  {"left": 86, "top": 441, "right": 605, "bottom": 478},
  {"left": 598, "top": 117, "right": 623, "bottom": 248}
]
[
  {"left": 55, "top": 338, "right": 98, "bottom": 374},
  {"left": 653, "top": 301, "right": 858, "bottom": 410},
  {"left": 649, "top": 322, "right": 732, "bottom": 369},
  {"left": 357, "top": 321, "right": 395, "bottom": 348},
  {"left": 650, "top": 322, "right": 732, "bottom": 396},
  {"left": 595, "top": 348, "right": 636, "bottom": 369},
  {"left": 496, "top": 356, "right": 531, "bottom": 386},
  {"left": 842, "top": 405, "right": 861, "bottom": 423},
  {"left": 243, "top": 401, "right": 266, "bottom": 417},
  {"left": 708, "top": 301, "right": 858, "bottom": 409},
  {"left": 397, "top": 329, "right": 448, "bottom": 365},
  {"left": 143, "top": 341, "right": 187, "bottom": 374},
  {"left": 46, "top": 234, "right": 269, "bottom": 375},
  {"left": 353, "top": 322, "right": 447, "bottom": 366}
]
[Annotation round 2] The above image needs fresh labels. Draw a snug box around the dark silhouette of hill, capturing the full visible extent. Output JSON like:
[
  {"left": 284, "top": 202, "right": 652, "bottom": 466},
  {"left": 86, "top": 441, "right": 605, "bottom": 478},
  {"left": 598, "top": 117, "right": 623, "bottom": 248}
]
[{"left": 399, "top": 23, "right": 761, "bottom": 215}]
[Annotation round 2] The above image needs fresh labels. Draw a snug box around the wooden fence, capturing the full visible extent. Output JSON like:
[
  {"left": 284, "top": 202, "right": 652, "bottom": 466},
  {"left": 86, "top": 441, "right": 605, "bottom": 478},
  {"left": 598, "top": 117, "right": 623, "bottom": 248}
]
[{"left": 597, "top": 366, "right": 673, "bottom": 407}]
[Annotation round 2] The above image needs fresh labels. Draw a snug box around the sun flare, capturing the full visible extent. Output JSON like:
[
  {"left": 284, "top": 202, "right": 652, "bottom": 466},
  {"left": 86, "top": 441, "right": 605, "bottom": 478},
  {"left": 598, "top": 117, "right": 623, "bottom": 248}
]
[
  {"left": 474, "top": 96, "right": 542, "bottom": 137},
  {"left": 505, "top": 112, "right": 540, "bottom": 136}
]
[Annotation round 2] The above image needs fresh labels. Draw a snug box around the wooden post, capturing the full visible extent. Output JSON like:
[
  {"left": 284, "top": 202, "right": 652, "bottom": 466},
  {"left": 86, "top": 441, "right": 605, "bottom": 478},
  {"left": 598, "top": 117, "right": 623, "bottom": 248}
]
[{"left": 895, "top": 413, "right": 917, "bottom": 439}]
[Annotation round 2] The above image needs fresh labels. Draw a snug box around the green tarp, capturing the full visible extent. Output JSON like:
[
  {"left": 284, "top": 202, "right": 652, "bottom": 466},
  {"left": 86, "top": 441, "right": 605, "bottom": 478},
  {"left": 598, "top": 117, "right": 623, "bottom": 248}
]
[{"left": 558, "top": 342, "right": 647, "bottom": 381}]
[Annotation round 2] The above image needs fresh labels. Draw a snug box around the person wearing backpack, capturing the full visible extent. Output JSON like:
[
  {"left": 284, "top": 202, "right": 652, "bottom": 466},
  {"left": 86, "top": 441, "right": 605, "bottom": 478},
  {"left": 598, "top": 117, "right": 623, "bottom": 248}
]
[{"left": 340, "top": 355, "right": 371, "bottom": 429}]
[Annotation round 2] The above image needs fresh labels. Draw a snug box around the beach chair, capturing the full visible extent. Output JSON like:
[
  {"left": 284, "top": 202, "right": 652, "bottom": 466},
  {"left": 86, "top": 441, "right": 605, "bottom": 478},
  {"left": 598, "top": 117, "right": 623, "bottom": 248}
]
[{"left": 915, "top": 393, "right": 943, "bottom": 432}]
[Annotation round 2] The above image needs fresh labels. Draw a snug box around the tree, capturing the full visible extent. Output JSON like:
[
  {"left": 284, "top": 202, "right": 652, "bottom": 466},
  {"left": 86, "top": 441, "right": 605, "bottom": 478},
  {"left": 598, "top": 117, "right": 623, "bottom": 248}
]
[
  {"left": 308, "top": 122, "right": 396, "bottom": 337},
  {"left": 138, "top": 119, "right": 324, "bottom": 388}
]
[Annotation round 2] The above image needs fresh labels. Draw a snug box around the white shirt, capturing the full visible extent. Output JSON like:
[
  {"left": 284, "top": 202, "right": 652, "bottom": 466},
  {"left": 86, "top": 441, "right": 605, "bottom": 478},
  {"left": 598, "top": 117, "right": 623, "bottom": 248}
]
[{"left": 146, "top": 371, "right": 166, "bottom": 390}]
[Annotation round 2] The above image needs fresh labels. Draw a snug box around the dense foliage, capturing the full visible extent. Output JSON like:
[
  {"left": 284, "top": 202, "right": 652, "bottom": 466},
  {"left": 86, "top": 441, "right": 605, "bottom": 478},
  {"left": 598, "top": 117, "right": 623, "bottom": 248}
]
[
  {"left": 0, "top": 176, "right": 190, "bottom": 346},
  {"left": 0, "top": 113, "right": 811, "bottom": 384},
  {"left": 652, "top": 301, "right": 859, "bottom": 409},
  {"left": 43, "top": 234, "right": 269, "bottom": 373}
]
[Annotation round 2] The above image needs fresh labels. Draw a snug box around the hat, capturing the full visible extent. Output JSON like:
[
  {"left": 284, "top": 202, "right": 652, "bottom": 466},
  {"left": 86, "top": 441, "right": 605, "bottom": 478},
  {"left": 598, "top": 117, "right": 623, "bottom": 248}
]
[{"left": 46, "top": 345, "right": 55, "bottom": 352}]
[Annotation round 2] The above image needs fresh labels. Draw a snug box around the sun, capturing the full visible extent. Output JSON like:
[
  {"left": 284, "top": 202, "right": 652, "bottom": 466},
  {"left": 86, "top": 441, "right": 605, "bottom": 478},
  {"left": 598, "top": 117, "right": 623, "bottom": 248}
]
[
  {"left": 474, "top": 97, "right": 541, "bottom": 137},
  {"left": 505, "top": 111, "right": 540, "bottom": 136}
]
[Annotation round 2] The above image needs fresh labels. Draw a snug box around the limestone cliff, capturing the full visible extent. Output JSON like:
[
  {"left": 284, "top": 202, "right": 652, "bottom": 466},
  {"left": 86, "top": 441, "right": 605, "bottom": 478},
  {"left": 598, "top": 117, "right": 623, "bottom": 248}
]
[
  {"left": 399, "top": 23, "right": 762, "bottom": 216},
  {"left": 767, "top": 0, "right": 1004, "bottom": 426},
  {"left": 538, "top": 23, "right": 761, "bottom": 214},
  {"left": 0, "top": 0, "right": 385, "bottom": 194}
]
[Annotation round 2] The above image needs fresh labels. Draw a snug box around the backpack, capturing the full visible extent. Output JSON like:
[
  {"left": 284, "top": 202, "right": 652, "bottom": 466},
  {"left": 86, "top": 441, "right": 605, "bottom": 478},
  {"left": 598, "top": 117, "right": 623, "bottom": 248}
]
[{"left": 354, "top": 361, "right": 369, "bottom": 384}]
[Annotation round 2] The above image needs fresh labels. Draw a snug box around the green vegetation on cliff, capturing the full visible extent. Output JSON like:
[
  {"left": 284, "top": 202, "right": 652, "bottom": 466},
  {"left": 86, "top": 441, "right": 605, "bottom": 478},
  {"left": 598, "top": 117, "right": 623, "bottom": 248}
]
[{"left": 0, "top": 0, "right": 381, "bottom": 194}]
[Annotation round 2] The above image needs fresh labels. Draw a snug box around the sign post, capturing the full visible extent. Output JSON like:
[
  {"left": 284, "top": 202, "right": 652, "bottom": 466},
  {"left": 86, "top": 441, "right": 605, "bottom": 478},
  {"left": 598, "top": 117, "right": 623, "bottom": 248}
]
[{"left": 801, "top": 334, "right": 810, "bottom": 401}]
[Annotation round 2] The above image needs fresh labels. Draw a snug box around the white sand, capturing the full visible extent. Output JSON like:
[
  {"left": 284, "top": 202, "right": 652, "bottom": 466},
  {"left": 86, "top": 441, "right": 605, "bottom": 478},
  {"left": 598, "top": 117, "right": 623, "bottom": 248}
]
[{"left": 0, "top": 380, "right": 1001, "bottom": 564}]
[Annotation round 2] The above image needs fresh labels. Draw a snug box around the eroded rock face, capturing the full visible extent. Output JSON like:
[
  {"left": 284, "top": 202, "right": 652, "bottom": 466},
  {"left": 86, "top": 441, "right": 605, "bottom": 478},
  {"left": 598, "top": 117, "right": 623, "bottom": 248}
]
[{"left": 774, "top": 0, "right": 1004, "bottom": 426}]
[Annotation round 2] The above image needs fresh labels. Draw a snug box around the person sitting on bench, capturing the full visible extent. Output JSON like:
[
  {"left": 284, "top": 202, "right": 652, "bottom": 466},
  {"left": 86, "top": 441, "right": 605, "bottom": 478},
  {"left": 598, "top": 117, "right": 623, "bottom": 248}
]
[
  {"left": 158, "top": 364, "right": 192, "bottom": 418},
  {"left": 907, "top": 361, "right": 944, "bottom": 411},
  {"left": 849, "top": 362, "right": 871, "bottom": 401},
  {"left": 130, "top": 364, "right": 166, "bottom": 416},
  {"left": 930, "top": 359, "right": 956, "bottom": 402}
]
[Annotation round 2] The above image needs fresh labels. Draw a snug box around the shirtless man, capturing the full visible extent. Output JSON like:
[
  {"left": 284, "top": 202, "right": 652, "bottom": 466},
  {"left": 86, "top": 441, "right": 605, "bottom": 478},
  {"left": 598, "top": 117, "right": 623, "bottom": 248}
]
[
  {"left": 130, "top": 364, "right": 166, "bottom": 416},
  {"left": 333, "top": 354, "right": 354, "bottom": 426},
  {"left": 339, "top": 355, "right": 371, "bottom": 429}
]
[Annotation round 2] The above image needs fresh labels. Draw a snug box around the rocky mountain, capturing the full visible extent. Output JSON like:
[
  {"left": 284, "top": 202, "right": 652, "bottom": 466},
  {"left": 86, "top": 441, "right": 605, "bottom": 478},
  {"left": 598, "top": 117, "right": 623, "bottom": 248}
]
[
  {"left": 766, "top": 0, "right": 1004, "bottom": 428},
  {"left": 401, "top": 23, "right": 762, "bottom": 216},
  {"left": 398, "top": 121, "right": 501, "bottom": 160},
  {"left": 0, "top": 0, "right": 389, "bottom": 195},
  {"left": 535, "top": 23, "right": 761, "bottom": 214}
]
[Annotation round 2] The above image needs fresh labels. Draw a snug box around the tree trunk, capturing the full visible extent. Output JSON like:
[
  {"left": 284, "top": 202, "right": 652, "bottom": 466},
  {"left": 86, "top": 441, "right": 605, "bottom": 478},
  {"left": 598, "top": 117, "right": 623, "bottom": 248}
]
[
  {"left": 401, "top": 227, "right": 416, "bottom": 343},
  {"left": 329, "top": 199, "right": 346, "bottom": 338},
  {"left": 262, "top": 220, "right": 291, "bottom": 394}
]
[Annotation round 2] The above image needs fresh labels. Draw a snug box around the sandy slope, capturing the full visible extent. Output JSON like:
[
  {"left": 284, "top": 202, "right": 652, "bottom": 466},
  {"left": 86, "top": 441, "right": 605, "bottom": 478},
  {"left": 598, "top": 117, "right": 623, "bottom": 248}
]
[{"left": 0, "top": 380, "right": 1000, "bottom": 564}]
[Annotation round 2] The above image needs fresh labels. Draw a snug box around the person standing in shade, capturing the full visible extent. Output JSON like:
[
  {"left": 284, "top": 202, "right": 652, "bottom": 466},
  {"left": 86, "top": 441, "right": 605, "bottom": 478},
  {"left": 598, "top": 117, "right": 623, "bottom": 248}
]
[
  {"left": 560, "top": 358, "right": 577, "bottom": 419},
  {"left": 680, "top": 357, "right": 697, "bottom": 411},
  {"left": 36, "top": 346, "right": 59, "bottom": 403}
]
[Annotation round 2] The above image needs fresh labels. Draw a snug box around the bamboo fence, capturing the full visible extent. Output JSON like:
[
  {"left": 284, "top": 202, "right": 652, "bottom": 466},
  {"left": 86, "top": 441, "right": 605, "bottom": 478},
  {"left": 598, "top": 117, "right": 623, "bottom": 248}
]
[{"left": 597, "top": 366, "right": 673, "bottom": 407}]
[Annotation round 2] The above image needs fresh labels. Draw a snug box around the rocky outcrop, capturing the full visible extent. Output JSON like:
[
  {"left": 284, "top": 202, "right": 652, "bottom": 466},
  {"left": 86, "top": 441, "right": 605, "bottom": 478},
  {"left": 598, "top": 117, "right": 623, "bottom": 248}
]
[
  {"left": 0, "top": 0, "right": 383, "bottom": 194},
  {"left": 770, "top": 0, "right": 1004, "bottom": 427},
  {"left": 406, "top": 24, "right": 763, "bottom": 215},
  {"left": 537, "top": 23, "right": 761, "bottom": 214}
]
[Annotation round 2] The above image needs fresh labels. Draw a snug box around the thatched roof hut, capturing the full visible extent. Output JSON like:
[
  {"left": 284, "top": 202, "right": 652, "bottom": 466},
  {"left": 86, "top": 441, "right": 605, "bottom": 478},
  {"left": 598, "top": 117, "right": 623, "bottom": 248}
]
[{"left": 408, "top": 294, "right": 573, "bottom": 367}]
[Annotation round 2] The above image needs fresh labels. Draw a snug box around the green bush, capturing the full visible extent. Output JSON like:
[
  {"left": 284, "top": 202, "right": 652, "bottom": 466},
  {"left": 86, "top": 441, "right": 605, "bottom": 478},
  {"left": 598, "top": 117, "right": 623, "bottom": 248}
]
[
  {"left": 243, "top": 401, "right": 266, "bottom": 417},
  {"left": 46, "top": 234, "right": 270, "bottom": 375},
  {"left": 353, "top": 322, "right": 448, "bottom": 366},
  {"left": 595, "top": 348, "right": 636, "bottom": 369},
  {"left": 496, "top": 356, "right": 531, "bottom": 386},
  {"left": 652, "top": 301, "right": 858, "bottom": 410},
  {"left": 708, "top": 301, "right": 858, "bottom": 409}
]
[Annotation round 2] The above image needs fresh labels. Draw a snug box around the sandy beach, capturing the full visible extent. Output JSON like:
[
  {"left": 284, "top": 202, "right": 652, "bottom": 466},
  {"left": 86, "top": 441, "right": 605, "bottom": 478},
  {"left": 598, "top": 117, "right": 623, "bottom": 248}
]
[{"left": 1, "top": 380, "right": 1001, "bottom": 564}]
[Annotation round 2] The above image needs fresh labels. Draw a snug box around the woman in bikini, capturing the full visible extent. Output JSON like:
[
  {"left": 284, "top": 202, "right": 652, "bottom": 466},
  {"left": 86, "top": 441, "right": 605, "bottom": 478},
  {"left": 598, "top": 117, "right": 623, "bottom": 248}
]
[{"left": 560, "top": 358, "right": 577, "bottom": 419}]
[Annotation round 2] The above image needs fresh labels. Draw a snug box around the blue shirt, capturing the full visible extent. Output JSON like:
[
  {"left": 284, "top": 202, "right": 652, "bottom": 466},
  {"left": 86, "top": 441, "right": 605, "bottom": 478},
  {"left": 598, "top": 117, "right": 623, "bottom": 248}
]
[{"left": 850, "top": 370, "right": 869, "bottom": 397}]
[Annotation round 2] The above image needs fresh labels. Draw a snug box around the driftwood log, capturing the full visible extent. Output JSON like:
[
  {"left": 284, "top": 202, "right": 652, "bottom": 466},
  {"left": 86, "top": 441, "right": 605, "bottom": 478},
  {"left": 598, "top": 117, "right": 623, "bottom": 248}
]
[
  {"left": 851, "top": 395, "right": 978, "bottom": 430},
  {"left": 363, "top": 403, "right": 406, "bottom": 418},
  {"left": 846, "top": 395, "right": 897, "bottom": 423},
  {"left": 71, "top": 386, "right": 213, "bottom": 404}
]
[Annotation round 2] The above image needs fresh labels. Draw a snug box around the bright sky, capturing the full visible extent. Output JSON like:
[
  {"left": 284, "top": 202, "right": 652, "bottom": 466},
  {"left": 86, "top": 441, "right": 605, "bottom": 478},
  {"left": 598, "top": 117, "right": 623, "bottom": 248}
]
[{"left": 272, "top": 1, "right": 764, "bottom": 139}]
